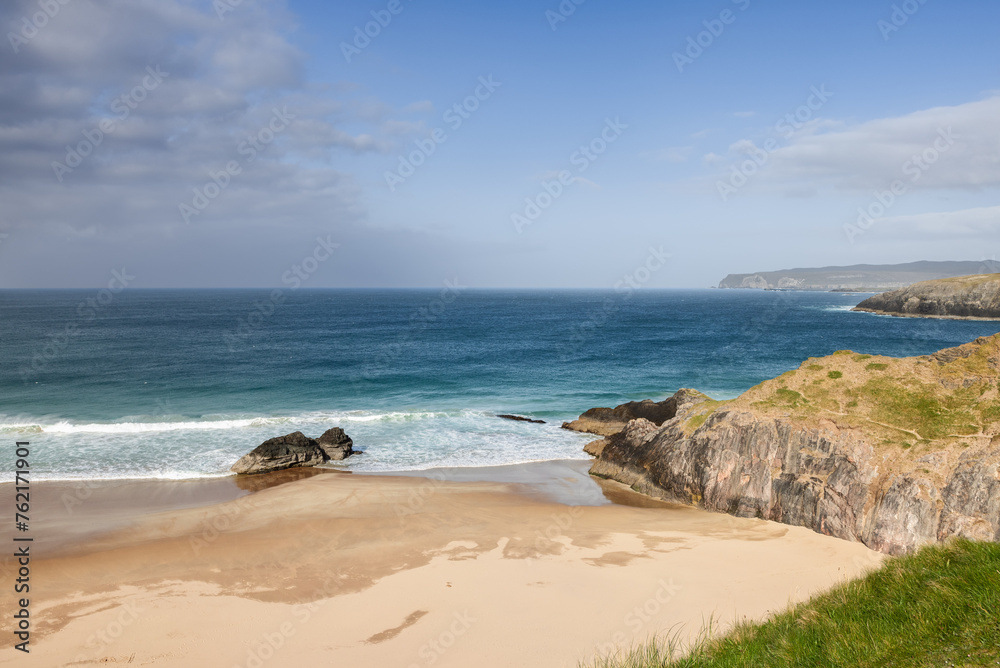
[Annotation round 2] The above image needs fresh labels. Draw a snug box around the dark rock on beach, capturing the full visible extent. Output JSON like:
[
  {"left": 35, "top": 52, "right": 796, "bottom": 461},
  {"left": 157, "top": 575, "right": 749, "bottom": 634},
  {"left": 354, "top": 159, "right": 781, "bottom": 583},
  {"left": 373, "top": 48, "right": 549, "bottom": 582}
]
[
  {"left": 231, "top": 429, "right": 355, "bottom": 475},
  {"left": 497, "top": 414, "right": 546, "bottom": 424},
  {"left": 318, "top": 427, "right": 355, "bottom": 460}
]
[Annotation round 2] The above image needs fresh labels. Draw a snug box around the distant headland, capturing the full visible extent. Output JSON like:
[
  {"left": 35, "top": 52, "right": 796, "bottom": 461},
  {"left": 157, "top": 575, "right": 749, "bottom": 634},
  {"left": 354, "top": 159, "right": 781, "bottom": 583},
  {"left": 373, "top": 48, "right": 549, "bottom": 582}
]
[{"left": 718, "top": 260, "right": 999, "bottom": 292}]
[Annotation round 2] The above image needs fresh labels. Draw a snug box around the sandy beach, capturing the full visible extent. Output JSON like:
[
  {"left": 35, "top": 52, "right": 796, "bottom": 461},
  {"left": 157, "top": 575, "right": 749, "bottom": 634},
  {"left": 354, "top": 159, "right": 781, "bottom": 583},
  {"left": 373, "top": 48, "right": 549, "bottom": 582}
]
[{"left": 1, "top": 463, "right": 883, "bottom": 667}]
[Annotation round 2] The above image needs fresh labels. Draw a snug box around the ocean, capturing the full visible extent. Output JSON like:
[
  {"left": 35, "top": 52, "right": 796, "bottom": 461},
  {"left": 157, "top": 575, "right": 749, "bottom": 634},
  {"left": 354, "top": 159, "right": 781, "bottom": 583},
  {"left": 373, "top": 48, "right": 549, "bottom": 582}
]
[{"left": 2, "top": 289, "right": 998, "bottom": 483}]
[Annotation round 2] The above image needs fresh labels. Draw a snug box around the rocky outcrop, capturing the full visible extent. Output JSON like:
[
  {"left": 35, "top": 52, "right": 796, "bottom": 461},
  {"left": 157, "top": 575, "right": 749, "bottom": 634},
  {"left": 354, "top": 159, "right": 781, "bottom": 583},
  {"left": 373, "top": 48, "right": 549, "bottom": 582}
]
[
  {"left": 585, "top": 336, "right": 1000, "bottom": 555},
  {"left": 853, "top": 274, "right": 1000, "bottom": 320},
  {"left": 562, "top": 389, "right": 708, "bottom": 437},
  {"left": 497, "top": 414, "right": 546, "bottom": 424},
  {"left": 232, "top": 429, "right": 355, "bottom": 475},
  {"left": 317, "top": 427, "right": 355, "bottom": 461}
]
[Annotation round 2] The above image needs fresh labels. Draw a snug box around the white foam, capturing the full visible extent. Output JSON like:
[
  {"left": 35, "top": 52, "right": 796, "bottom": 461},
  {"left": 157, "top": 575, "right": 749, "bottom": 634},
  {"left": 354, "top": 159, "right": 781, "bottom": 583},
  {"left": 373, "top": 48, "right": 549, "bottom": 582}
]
[
  {"left": 0, "top": 470, "right": 236, "bottom": 484},
  {"left": 0, "top": 409, "right": 593, "bottom": 483},
  {"left": 0, "top": 410, "right": 466, "bottom": 435}
]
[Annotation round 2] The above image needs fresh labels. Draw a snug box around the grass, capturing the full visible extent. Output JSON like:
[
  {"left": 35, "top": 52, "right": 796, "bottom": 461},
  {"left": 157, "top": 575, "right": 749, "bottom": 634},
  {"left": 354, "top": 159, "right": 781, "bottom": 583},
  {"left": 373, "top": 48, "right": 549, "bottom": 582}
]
[
  {"left": 719, "top": 334, "right": 1000, "bottom": 452},
  {"left": 684, "top": 400, "right": 726, "bottom": 434},
  {"left": 686, "top": 414, "right": 709, "bottom": 431},
  {"left": 863, "top": 380, "right": 982, "bottom": 440},
  {"left": 752, "top": 388, "right": 809, "bottom": 412},
  {"left": 582, "top": 539, "right": 1000, "bottom": 668}
]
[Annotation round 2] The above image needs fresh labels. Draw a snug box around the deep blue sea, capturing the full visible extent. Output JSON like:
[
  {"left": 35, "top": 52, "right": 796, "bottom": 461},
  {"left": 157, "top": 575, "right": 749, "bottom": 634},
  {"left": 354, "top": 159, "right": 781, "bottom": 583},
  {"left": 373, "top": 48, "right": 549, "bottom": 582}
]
[{"left": 1, "top": 289, "right": 998, "bottom": 482}]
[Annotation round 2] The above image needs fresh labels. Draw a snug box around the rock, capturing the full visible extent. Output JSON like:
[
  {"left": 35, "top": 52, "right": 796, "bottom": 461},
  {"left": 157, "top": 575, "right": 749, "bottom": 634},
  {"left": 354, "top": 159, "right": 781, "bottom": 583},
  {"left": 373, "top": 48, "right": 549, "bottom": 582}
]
[
  {"left": 853, "top": 274, "right": 1000, "bottom": 320},
  {"left": 562, "top": 388, "right": 709, "bottom": 437},
  {"left": 583, "top": 439, "right": 607, "bottom": 457},
  {"left": 231, "top": 429, "right": 355, "bottom": 475},
  {"left": 931, "top": 336, "right": 993, "bottom": 365},
  {"left": 318, "top": 427, "right": 355, "bottom": 460},
  {"left": 585, "top": 334, "right": 1000, "bottom": 555},
  {"left": 497, "top": 414, "right": 546, "bottom": 424}
]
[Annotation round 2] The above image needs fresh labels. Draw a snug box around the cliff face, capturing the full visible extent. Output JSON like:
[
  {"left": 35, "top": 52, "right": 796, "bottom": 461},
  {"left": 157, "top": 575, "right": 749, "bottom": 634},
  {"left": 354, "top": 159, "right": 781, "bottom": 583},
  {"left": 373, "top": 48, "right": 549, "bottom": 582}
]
[
  {"left": 854, "top": 274, "right": 1000, "bottom": 320},
  {"left": 585, "top": 336, "right": 1000, "bottom": 555}
]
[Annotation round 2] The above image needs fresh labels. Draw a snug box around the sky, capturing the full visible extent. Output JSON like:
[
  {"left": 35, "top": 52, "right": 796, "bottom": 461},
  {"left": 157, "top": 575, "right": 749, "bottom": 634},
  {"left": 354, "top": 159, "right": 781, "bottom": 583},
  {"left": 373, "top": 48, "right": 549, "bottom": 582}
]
[{"left": 1, "top": 0, "right": 998, "bottom": 288}]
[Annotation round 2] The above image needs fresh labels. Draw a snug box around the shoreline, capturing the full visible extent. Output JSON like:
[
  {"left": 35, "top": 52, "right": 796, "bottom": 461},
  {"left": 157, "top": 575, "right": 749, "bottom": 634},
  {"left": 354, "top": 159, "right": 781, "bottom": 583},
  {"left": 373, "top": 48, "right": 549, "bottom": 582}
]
[
  {"left": 0, "top": 462, "right": 883, "bottom": 667},
  {"left": 0, "top": 460, "right": 660, "bottom": 559},
  {"left": 852, "top": 306, "right": 1000, "bottom": 321}
]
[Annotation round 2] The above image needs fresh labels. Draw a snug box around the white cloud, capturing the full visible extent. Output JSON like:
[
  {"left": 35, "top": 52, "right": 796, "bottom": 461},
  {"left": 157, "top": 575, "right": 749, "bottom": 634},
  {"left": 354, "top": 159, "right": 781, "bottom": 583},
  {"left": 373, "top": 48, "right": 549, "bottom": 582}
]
[
  {"left": 878, "top": 205, "right": 1000, "bottom": 236},
  {"left": 0, "top": 0, "right": 419, "bottom": 236},
  {"left": 702, "top": 152, "right": 726, "bottom": 167},
  {"left": 749, "top": 95, "right": 1000, "bottom": 193}
]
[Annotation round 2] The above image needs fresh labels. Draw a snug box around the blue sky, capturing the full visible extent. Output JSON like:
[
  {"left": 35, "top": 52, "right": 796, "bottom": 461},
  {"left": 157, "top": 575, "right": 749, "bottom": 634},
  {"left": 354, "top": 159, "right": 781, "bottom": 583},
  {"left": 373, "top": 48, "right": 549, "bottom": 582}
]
[{"left": 1, "top": 0, "right": 998, "bottom": 287}]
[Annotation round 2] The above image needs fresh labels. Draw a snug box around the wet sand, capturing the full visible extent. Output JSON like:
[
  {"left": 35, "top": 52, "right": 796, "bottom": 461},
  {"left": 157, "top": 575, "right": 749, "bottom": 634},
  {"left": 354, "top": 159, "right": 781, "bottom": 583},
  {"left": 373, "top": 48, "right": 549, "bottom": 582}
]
[{"left": 0, "top": 463, "right": 883, "bottom": 667}]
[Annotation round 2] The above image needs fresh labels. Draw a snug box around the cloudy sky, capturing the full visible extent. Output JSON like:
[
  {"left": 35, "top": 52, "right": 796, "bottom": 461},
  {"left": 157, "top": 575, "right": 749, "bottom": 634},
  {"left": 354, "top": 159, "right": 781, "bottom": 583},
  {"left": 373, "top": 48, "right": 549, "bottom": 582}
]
[{"left": 1, "top": 0, "right": 998, "bottom": 288}]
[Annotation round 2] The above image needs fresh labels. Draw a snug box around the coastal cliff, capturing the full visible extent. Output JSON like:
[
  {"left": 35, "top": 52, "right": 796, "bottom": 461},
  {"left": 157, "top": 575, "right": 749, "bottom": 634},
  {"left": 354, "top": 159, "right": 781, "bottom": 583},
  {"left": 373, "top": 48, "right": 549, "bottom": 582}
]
[
  {"left": 575, "top": 335, "right": 1000, "bottom": 555},
  {"left": 717, "top": 260, "right": 998, "bottom": 291},
  {"left": 853, "top": 274, "right": 1000, "bottom": 320}
]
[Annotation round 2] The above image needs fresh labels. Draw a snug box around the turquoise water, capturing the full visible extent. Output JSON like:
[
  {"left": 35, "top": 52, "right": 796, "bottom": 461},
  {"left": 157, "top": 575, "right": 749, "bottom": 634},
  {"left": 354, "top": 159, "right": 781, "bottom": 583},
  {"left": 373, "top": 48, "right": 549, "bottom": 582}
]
[{"left": 1, "top": 289, "right": 997, "bottom": 481}]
